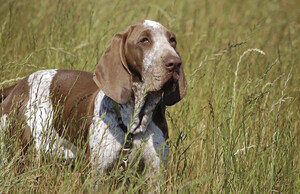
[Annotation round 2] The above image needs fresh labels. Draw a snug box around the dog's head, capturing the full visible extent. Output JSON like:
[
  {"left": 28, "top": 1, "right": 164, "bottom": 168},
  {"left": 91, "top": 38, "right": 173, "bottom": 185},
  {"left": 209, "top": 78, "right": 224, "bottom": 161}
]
[{"left": 93, "top": 20, "right": 187, "bottom": 106}]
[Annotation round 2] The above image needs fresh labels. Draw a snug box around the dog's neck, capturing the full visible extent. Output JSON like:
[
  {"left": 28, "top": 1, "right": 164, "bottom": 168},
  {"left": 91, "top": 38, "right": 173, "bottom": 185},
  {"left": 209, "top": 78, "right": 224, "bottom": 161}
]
[{"left": 118, "top": 82, "right": 162, "bottom": 134}]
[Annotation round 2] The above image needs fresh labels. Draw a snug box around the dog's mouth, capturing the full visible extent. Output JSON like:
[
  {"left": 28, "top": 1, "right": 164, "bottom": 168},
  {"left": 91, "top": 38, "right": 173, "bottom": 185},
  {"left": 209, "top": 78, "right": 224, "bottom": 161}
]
[
  {"left": 161, "top": 78, "right": 174, "bottom": 94},
  {"left": 161, "top": 71, "right": 179, "bottom": 95}
]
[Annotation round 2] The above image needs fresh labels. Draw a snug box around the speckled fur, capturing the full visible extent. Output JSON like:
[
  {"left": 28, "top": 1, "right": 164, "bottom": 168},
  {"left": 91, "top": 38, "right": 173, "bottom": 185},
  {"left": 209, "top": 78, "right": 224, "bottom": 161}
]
[
  {"left": 142, "top": 20, "right": 179, "bottom": 91},
  {"left": 89, "top": 85, "right": 167, "bottom": 173}
]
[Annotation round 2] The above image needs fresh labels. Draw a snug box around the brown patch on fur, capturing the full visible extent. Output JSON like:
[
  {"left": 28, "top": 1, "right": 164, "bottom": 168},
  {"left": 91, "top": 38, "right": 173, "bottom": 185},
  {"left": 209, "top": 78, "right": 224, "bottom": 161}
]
[
  {"left": 0, "top": 84, "right": 17, "bottom": 103},
  {"left": 50, "top": 70, "right": 98, "bottom": 149}
]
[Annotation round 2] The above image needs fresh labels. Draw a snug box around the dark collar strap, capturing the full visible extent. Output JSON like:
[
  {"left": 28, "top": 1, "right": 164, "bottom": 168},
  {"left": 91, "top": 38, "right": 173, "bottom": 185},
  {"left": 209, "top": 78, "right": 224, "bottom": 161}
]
[
  {"left": 113, "top": 101, "right": 135, "bottom": 169},
  {"left": 113, "top": 101, "right": 134, "bottom": 143}
]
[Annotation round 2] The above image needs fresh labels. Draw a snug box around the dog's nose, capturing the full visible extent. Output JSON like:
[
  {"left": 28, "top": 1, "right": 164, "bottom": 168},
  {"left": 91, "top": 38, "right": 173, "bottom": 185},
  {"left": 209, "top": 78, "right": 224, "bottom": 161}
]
[{"left": 163, "top": 56, "right": 181, "bottom": 71}]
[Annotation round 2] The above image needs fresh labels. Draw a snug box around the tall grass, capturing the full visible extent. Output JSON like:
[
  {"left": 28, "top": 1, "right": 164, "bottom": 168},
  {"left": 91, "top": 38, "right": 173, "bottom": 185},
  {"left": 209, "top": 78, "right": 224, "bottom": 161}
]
[{"left": 0, "top": 0, "right": 299, "bottom": 193}]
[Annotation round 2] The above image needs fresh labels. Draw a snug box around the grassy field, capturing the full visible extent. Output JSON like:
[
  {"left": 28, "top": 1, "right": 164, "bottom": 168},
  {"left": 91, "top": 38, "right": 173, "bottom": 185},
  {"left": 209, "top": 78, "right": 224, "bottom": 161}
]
[{"left": 0, "top": 0, "right": 299, "bottom": 193}]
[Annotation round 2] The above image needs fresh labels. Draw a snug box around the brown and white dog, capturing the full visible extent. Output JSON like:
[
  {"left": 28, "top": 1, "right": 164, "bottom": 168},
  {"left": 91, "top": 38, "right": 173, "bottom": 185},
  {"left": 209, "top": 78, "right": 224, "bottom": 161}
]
[{"left": 0, "top": 20, "right": 187, "bottom": 174}]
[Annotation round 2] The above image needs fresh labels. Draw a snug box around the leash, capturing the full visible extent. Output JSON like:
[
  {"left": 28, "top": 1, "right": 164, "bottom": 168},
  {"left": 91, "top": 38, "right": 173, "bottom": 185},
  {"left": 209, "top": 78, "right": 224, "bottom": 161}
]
[{"left": 113, "top": 101, "right": 133, "bottom": 168}]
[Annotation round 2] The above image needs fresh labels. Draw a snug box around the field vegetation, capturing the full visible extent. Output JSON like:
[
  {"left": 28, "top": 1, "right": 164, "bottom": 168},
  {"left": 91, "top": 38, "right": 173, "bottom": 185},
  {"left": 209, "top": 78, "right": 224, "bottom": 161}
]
[{"left": 0, "top": 0, "right": 299, "bottom": 193}]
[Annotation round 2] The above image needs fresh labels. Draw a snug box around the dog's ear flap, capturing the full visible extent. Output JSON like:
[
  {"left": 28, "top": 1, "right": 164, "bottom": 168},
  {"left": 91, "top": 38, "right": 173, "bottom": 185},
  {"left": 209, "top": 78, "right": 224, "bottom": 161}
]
[
  {"left": 93, "top": 27, "right": 133, "bottom": 104},
  {"left": 163, "top": 65, "right": 187, "bottom": 106}
]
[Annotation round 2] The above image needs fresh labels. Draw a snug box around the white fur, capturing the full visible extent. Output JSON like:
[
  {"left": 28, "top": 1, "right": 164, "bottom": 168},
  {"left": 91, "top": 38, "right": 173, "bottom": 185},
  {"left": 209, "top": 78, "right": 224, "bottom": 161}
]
[
  {"left": 25, "top": 69, "right": 76, "bottom": 159},
  {"left": 143, "top": 20, "right": 162, "bottom": 29},
  {"left": 89, "top": 90, "right": 124, "bottom": 173},
  {"left": 0, "top": 114, "right": 8, "bottom": 162},
  {"left": 0, "top": 114, "right": 7, "bottom": 136},
  {"left": 129, "top": 122, "right": 168, "bottom": 172}
]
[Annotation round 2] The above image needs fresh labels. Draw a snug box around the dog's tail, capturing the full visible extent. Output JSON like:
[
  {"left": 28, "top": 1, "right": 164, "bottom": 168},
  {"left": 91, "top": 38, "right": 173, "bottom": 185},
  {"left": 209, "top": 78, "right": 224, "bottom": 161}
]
[{"left": 0, "top": 84, "right": 17, "bottom": 103}]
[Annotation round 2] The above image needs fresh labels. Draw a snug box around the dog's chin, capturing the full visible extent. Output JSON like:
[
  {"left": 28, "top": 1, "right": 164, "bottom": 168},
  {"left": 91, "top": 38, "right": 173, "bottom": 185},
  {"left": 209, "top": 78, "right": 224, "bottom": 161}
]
[
  {"left": 146, "top": 71, "right": 179, "bottom": 94},
  {"left": 161, "top": 78, "right": 176, "bottom": 94},
  {"left": 161, "top": 76, "right": 179, "bottom": 95},
  {"left": 161, "top": 70, "right": 179, "bottom": 92}
]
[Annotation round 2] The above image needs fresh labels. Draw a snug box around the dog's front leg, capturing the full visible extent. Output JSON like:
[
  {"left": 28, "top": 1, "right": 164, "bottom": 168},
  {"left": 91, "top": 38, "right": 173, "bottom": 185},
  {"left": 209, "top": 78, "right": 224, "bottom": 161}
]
[
  {"left": 130, "top": 122, "right": 169, "bottom": 192},
  {"left": 89, "top": 121, "right": 124, "bottom": 175}
]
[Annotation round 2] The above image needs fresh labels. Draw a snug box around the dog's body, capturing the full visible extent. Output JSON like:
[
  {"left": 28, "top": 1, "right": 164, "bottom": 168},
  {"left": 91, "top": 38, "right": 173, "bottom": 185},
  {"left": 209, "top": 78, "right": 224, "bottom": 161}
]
[{"left": 0, "top": 20, "right": 187, "bottom": 174}]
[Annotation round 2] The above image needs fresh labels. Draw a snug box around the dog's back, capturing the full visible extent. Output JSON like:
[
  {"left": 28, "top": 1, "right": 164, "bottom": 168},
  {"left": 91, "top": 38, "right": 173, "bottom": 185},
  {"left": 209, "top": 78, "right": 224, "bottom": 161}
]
[{"left": 0, "top": 84, "right": 17, "bottom": 103}]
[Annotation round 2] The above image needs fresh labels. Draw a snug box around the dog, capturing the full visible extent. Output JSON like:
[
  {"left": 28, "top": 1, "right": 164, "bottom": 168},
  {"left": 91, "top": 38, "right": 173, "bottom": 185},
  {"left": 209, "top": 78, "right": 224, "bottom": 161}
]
[{"left": 0, "top": 20, "right": 187, "bottom": 175}]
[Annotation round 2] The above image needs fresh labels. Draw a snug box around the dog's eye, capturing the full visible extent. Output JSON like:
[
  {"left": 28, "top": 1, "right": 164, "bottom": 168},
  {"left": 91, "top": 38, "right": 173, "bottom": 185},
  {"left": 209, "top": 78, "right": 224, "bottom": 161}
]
[
  {"left": 140, "top": 37, "right": 150, "bottom": 43},
  {"left": 170, "top": 37, "right": 176, "bottom": 44}
]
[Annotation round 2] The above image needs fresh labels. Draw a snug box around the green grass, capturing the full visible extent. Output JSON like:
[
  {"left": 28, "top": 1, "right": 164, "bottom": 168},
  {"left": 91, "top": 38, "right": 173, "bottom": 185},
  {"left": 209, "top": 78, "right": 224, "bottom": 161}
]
[{"left": 0, "top": 0, "right": 299, "bottom": 193}]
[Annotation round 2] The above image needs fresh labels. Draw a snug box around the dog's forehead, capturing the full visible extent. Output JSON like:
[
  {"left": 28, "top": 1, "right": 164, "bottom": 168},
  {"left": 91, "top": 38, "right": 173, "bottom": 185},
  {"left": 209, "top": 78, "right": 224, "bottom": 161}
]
[
  {"left": 131, "top": 20, "right": 168, "bottom": 34},
  {"left": 128, "top": 20, "right": 171, "bottom": 42},
  {"left": 143, "top": 20, "right": 163, "bottom": 29}
]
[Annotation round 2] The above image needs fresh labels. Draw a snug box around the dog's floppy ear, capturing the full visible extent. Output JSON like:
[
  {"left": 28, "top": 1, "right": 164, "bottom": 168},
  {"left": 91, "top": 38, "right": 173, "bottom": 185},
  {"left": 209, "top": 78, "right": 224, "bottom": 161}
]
[
  {"left": 93, "top": 27, "right": 133, "bottom": 104},
  {"left": 163, "top": 65, "right": 187, "bottom": 106}
]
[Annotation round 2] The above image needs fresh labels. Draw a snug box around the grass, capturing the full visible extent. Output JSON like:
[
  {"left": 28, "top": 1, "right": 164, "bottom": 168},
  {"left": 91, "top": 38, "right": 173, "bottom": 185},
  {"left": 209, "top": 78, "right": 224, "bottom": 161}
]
[{"left": 0, "top": 0, "right": 299, "bottom": 193}]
